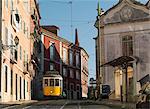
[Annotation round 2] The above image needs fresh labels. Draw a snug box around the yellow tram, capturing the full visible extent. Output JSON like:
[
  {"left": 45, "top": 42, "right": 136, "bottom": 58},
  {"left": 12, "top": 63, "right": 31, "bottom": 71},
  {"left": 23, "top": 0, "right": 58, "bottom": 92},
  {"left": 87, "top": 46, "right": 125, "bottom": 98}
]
[{"left": 43, "top": 71, "right": 63, "bottom": 98}]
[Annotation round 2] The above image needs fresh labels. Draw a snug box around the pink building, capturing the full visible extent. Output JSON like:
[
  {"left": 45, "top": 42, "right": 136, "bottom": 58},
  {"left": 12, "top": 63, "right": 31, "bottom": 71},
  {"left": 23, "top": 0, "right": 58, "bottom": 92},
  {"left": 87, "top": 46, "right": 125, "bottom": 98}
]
[{"left": 0, "top": 0, "right": 41, "bottom": 102}]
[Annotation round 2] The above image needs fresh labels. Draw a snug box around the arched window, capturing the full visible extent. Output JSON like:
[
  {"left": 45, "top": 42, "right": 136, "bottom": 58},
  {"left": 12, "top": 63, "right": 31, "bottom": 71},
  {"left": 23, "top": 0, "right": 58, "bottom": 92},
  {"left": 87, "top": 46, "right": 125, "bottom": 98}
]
[
  {"left": 50, "top": 43, "right": 55, "bottom": 60},
  {"left": 122, "top": 36, "right": 133, "bottom": 56}
]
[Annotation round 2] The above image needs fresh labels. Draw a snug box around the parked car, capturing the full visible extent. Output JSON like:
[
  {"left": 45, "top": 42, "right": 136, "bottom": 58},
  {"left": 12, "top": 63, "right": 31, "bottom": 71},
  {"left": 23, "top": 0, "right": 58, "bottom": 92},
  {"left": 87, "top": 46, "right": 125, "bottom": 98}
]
[{"left": 101, "top": 85, "right": 110, "bottom": 99}]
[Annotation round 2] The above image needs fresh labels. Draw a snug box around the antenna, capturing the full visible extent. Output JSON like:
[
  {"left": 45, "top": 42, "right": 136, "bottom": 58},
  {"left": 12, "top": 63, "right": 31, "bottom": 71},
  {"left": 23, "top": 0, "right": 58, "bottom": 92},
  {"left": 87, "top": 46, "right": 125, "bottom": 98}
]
[{"left": 69, "top": 1, "right": 73, "bottom": 41}]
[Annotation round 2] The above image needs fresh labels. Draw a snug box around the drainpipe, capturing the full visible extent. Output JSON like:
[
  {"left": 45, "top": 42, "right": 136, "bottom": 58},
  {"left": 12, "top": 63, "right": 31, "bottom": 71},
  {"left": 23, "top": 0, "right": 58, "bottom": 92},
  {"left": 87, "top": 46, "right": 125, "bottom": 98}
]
[{"left": 0, "top": 0, "right": 2, "bottom": 100}]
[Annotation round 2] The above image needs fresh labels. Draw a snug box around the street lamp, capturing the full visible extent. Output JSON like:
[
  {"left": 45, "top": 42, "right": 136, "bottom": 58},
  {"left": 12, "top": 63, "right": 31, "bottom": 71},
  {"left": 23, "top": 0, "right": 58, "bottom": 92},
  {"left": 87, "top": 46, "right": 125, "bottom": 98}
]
[{"left": 0, "top": 36, "right": 19, "bottom": 50}]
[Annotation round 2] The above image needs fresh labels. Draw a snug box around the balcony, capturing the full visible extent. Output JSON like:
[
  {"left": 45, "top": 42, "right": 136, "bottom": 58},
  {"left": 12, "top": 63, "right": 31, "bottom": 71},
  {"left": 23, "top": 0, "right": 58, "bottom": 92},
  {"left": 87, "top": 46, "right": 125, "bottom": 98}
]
[
  {"left": 10, "top": 55, "right": 17, "bottom": 64},
  {"left": 23, "top": 61, "right": 29, "bottom": 75},
  {"left": 10, "top": 49, "right": 17, "bottom": 64},
  {"left": 31, "top": 54, "right": 39, "bottom": 69}
]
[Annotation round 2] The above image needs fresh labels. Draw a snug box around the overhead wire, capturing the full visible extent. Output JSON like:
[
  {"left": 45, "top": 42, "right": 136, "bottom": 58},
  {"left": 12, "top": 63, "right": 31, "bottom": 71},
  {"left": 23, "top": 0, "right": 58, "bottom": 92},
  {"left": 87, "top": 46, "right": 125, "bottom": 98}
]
[
  {"left": 47, "top": 0, "right": 72, "bottom": 4},
  {"left": 41, "top": 17, "right": 95, "bottom": 26},
  {"left": 43, "top": 0, "right": 73, "bottom": 39}
]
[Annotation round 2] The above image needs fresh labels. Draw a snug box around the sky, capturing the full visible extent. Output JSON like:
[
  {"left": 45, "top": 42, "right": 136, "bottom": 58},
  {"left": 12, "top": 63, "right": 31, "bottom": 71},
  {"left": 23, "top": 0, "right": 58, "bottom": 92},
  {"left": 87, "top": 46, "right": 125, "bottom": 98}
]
[{"left": 38, "top": 0, "right": 148, "bottom": 80}]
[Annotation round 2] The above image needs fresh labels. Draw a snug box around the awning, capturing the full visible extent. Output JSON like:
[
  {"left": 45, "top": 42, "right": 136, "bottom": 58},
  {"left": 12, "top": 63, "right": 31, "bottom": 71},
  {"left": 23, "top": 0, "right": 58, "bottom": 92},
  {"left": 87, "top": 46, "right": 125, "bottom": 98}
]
[
  {"left": 100, "top": 56, "right": 135, "bottom": 67},
  {"left": 138, "top": 74, "right": 150, "bottom": 86}
]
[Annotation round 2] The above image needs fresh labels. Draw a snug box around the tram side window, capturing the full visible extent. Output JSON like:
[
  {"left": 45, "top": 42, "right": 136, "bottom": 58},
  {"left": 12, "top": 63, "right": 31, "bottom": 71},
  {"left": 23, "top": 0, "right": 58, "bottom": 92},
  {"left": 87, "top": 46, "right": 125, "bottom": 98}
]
[
  {"left": 50, "top": 79, "right": 54, "bottom": 86},
  {"left": 55, "top": 79, "right": 59, "bottom": 86},
  {"left": 60, "top": 80, "right": 62, "bottom": 87},
  {"left": 45, "top": 79, "right": 48, "bottom": 86}
]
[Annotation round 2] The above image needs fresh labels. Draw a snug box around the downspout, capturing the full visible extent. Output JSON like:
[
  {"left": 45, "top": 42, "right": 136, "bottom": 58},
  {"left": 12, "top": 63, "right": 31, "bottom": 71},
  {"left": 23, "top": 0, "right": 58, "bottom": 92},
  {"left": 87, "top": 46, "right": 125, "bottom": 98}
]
[{"left": 0, "top": 0, "right": 2, "bottom": 100}]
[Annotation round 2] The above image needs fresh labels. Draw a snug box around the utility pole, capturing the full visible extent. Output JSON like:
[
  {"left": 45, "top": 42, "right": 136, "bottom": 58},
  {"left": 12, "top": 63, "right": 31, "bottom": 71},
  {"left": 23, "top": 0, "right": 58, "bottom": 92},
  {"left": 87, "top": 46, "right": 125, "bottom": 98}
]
[{"left": 94, "top": 1, "right": 102, "bottom": 100}]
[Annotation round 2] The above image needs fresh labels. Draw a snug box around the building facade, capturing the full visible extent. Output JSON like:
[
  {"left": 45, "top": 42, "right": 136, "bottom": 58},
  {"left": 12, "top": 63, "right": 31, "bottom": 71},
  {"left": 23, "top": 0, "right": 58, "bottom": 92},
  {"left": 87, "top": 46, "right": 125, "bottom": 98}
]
[
  {"left": 30, "top": 0, "right": 41, "bottom": 100},
  {"left": 0, "top": 0, "right": 40, "bottom": 102},
  {"left": 40, "top": 26, "right": 88, "bottom": 100},
  {"left": 1, "top": 0, "right": 30, "bottom": 102},
  {"left": 95, "top": 0, "right": 150, "bottom": 102},
  {"left": 64, "top": 36, "right": 81, "bottom": 100},
  {"left": 80, "top": 48, "right": 89, "bottom": 98}
]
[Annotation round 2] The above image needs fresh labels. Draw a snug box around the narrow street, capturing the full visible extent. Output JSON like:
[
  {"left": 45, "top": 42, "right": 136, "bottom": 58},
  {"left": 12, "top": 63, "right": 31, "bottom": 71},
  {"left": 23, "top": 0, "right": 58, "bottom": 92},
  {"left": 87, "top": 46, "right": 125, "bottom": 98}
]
[{"left": 2, "top": 100, "right": 119, "bottom": 109}]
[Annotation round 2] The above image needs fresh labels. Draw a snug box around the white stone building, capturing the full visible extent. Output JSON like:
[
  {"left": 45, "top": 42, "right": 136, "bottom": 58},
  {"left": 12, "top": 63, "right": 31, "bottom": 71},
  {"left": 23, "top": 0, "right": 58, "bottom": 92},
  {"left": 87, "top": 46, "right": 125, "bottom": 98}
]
[{"left": 95, "top": 0, "right": 150, "bottom": 102}]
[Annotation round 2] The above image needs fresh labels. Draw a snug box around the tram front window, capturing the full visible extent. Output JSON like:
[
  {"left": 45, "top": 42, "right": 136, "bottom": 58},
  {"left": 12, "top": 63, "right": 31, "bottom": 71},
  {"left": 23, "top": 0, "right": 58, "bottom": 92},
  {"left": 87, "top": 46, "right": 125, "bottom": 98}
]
[
  {"left": 45, "top": 79, "right": 48, "bottom": 86},
  {"left": 50, "top": 79, "right": 54, "bottom": 86},
  {"left": 55, "top": 79, "right": 59, "bottom": 86}
]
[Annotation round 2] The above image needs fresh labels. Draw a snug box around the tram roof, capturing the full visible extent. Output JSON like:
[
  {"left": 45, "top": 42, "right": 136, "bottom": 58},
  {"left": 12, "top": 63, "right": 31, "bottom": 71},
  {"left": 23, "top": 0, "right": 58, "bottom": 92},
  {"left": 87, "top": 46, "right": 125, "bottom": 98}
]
[{"left": 43, "top": 70, "right": 62, "bottom": 77}]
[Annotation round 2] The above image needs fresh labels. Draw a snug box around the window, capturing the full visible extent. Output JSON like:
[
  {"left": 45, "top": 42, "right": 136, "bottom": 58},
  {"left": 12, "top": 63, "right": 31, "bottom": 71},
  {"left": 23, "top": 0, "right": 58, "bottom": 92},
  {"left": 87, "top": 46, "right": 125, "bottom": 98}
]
[
  {"left": 5, "top": 66, "right": 8, "bottom": 92},
  {"left": 50, "top": 79, "right": 54, "bottom": 86},
  {"left": 26, "top": 54, "right": 28, "bottom": 70},
  {"left": 122, "top": 36, "right": 133, "bottom": 56},
  {"left": 20, "top": 16, "right": 22, "bottom": 30},
  {"left": 14, "top": 45, "right": 18, "bottom": 61},
  {"left": 23, "top": 21, "right": 26, "bottom": 34},
  {"left": 11, "top": 70, "right": 13, "bottom": 94},
  {"left": 63, "top": 67, "right": 67, "bottom": 77},
  {"left": 23, "top": 50, "right": 26, "bottom": 66},
  {"left": 63, "top": 48, "right": 67, "bottom": 63},
  {"left": 5, "top": 0, "right": 8, "bottom": 8},
  {"left": 76, "top": 53, "right": 80, "bottom": 67},
  {"left": 50, "top": 43, "right": 55, "bottom": 60},
  {"left": 16, "top": 74, "right": 18, "bottom": 100},
  {"left": 10, "top": 0, "right": 14, "bottom": 10},
  {"left": 20, "top": 46, "right": 22, "bottom": 60},
  {"left": 55, "top": 79, "right": 59, "bottom": 86},
  {"left": 23, "top": 0, "right": 28, "bottom": 12},
  {"left": 64, "top": 82, "right": 66, "bottom": 89},
  {"left": 16, "top": 9, "right": 18, "bottom": 14},
  {"left": 70, "top": 69, "right": 74, "bottom": 78},
  {"left": 69, "top": 51, "right": 73, "bottom": 65},
  {"left": 50, "top": 63, "right": 54, "bottom": 71},
  {"left": 60, "top": 80, "right": 62, "bottom": 87},
  {"left": 76, "top": 71, "right": 80, "bottom": 80},
  {"left": 15, "top": 13, "right": 20, "bottom": 31},
  {"left": 77, "top": 85, "right": 80, "bottom": 90},
  {"left": 23, "top": 79, "right": 25, "bottom": 99},
  {"left": 26, "top": 27, "right": 28, "bottom": 37},
  {"left": 20, "top": 77, "right": 22, "bottom": 99},
  {"left": 5, "top": 27, "right": 8, "bottom": 45},
  {"left": 10, "top": 34, "right": 14, "bottom": 59},
  {"left": 27, "top": 81, "right": 28, "bottom": 92},
  {"left": 17, "top": 0, "right": 19, "bottom": 4},
  {"left": 44, "top": 79, "right": 48, "bottom": 86},
  {"left": 26, "top": 53, "right": 28, "bottom": 62},
  {"left": 70, "top": 84, "right": 74, "bottom": 90}
]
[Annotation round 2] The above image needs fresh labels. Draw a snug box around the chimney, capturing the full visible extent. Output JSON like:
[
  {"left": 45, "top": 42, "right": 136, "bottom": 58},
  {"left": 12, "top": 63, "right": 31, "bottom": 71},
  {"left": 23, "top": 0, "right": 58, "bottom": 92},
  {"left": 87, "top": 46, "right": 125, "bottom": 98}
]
[{"left": 75, "top": 28, "right": 79, "bottom": 47}]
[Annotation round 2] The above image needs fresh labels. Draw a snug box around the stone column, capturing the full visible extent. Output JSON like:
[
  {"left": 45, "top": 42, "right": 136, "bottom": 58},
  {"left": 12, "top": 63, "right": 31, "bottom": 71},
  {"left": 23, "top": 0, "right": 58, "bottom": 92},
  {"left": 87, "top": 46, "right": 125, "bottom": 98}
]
[{"left": 133, "top": 62, "right": 137, "bottom": 101}]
